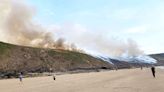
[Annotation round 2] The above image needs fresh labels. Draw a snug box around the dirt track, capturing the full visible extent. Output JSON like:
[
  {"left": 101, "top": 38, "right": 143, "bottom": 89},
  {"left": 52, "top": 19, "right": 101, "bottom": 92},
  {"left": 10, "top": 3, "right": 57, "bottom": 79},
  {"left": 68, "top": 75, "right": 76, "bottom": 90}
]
[{"left": 0, "top": 68, "right": 164, "bottom": 92}]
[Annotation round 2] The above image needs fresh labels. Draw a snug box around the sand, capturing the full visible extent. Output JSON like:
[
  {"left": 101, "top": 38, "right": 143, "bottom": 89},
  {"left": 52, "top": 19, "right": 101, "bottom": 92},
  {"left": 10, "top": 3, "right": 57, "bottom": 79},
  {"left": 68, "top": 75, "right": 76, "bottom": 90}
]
[{"left": 0, "top": 68, "right": 164, "bottom": 92}]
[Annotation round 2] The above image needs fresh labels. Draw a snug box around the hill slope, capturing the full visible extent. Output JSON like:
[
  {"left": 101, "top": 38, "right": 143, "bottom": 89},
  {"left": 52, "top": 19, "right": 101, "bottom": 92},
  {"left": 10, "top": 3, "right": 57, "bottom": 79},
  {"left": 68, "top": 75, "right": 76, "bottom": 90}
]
[
  {"left": 0, "top": 42, "right": 112, "bottom": 77},
  {"left": 0, "top": 41, "right": 161, "bottom": 78},
  {"left": 150, "top": 53, "right": 164, "bottom": 66}
]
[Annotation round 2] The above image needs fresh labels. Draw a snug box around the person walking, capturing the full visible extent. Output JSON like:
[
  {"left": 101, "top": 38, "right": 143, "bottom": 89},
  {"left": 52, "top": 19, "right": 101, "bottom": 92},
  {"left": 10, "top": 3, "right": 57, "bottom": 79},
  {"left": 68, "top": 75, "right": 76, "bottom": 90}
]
[{"left": 151, "top": 66, "right": 156, "bottom": 78}]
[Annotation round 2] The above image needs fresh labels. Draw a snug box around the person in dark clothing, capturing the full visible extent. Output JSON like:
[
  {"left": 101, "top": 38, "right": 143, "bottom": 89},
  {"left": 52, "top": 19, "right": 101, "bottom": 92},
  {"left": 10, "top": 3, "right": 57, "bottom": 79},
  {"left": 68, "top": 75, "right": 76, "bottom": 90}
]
[
  {"left": 53, "top": 75, "right": 56, "bottom": 80},
  {"left": 151, "top": 66, "right": 156, "bottom": 78}
]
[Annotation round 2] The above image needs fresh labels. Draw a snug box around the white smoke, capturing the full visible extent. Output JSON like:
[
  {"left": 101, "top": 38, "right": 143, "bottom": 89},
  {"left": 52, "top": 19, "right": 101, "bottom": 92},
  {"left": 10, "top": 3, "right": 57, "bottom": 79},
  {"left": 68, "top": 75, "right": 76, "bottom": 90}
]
[
  {"left": 51, "top": 23, "right": 144, "bottom": 57},
  {"left": 0, "top": 0, "right": 82, "bottom": 52},
  {"left": 0, "top": 0, "right": 144, "bottom": 57}
]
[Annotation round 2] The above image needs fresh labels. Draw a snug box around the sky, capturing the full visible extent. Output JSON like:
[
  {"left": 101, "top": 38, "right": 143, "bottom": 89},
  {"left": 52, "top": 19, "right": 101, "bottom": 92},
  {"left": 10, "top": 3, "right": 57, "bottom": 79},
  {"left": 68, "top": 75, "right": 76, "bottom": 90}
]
[{"left": 26, "top": 0, "right": 164, "bottom": 54}]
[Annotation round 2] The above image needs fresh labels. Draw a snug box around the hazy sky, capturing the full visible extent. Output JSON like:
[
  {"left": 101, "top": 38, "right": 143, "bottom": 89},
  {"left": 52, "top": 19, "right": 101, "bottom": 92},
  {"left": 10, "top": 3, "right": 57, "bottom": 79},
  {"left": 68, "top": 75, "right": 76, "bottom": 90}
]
[{"left": 27, "top": 0, "right": 164, "bottom": 54}]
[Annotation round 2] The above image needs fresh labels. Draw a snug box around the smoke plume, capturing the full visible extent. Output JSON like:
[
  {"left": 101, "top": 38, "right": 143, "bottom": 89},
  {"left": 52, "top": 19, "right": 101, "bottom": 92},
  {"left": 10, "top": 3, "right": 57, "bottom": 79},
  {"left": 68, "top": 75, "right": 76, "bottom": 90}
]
[
  {"left": 0, "top": 0, "right": 143, "bottom": 57},
  {"left": 0, "top": 0, "right": 82, "bottom": 52},
  {"left": 54, "top": 24, "right": 144, "bottom": 57}
]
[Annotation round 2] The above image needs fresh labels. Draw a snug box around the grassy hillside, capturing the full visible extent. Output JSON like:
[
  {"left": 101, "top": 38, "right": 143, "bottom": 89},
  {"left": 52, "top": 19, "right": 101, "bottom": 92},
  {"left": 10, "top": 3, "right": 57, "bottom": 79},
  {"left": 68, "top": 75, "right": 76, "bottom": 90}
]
[{"left": 0, "top": 42, "right": 113, "bottom": 78}]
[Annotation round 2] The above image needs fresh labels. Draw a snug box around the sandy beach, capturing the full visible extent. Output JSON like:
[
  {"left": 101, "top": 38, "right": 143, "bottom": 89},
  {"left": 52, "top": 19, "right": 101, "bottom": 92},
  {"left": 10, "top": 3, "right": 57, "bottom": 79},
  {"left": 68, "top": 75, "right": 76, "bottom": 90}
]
[{"left": 0, "top": 68, "right": 164, "bottom": 92}]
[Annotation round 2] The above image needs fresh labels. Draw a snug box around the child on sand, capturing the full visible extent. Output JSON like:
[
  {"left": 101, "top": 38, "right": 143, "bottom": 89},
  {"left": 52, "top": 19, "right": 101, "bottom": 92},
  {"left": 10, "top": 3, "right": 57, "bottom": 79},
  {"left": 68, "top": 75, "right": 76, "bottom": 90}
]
[
  {"left": 19, "top": 72, "right": 23, "bottom": 82},
  {"left": 53, "top": 75, "right": 56, "bottom": 80}
]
